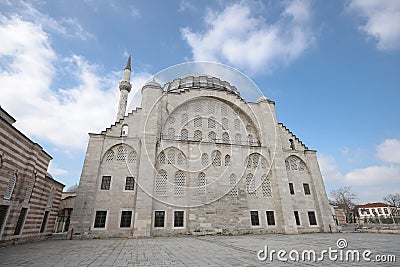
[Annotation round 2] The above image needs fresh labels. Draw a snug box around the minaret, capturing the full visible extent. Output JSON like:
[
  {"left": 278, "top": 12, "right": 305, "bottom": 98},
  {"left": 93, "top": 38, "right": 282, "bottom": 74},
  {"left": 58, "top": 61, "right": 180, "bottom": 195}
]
[{"left": 116, "top": 56, "right": 132, "bottom": 121}]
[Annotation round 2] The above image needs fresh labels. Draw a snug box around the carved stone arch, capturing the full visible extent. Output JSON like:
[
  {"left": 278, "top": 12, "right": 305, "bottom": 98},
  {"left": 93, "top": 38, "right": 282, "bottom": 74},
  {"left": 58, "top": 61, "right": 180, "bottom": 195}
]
[
  {"left": 285, "top": 155, "right": 308, "bottom": 172},
  {"left": 163, "top": 94, "right": 262, "bottom": 144},
  {"left": 245, "top": 152, "right": 268, "bottom": 169},
  {"left": 102, "top": 143, "right": 136, "bottom": 163},
  {"left": 157, "top": 146, "right": 187, "bottom": 165}
]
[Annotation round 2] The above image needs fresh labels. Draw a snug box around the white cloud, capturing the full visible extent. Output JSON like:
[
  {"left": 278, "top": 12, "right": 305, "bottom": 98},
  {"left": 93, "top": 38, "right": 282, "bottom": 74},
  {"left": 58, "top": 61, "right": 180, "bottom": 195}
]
[
  {"left": 347, "top": 0, "right": 400, "bottom": 51},
  {"left": 48, "top": 162, "right": 68, "bottom": 176},
  {"left": 2, "top": 0, "right": 93, "bottom": 40},
  {"left": 376, "top": 138, "right": 400, "bottom": 164},
  {"left": 179, "top": 0, "right": 196, "bottom": 12},
  {"left": 181, "top": 0, "right": 315, "bottom": 74},
  {"left": 130, "top": 6, "right": 141, "bottom": 18},
  {"left": 0, "top": 15, "right": 128, "bottom": 150},
  {"left": 319, "top": 138, "right": 400, "bottom": 203}
]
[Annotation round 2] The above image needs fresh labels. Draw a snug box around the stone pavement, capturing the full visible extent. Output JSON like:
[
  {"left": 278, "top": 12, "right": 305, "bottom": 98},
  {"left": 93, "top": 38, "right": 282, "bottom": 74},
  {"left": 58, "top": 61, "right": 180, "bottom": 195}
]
[{"left": 0, "top": 233, "right": 399, "bottom": 266}]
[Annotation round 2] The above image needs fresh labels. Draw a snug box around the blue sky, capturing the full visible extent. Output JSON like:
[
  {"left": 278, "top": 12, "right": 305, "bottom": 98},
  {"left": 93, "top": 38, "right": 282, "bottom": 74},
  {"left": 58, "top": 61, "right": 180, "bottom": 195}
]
[{"left": 0, "top": 0, "right": 399, "bottom": 203}]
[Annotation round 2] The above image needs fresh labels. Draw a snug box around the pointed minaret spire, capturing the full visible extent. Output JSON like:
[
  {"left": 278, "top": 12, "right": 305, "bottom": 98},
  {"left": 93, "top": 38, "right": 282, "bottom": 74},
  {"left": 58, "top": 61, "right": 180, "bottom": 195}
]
[
  {"left": 125, "top": 55, "right": 131, "bottom": 70},
  {"left": 116, "top": 56, "right": 132, "bottom": 121}
]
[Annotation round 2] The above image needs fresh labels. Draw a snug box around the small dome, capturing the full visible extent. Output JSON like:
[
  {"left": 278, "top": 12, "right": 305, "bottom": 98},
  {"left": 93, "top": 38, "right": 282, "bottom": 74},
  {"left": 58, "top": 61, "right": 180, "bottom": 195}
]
[
  {"left": 256, "top": 96, "right": 268, "bottom": 103},
  {"left": 144, "top": 78, "right": 161, "bottom": 87},
  {"left": 65, "top": 184, "right": 78, "bottom": 193}
]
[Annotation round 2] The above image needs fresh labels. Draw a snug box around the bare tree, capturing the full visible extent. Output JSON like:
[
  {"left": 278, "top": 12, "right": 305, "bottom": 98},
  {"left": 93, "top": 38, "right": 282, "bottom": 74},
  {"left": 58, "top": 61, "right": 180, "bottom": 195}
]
[
  {"left": 383, "top": 193, "right": 400, "bottom": 215},
  {"left": 330, "top": 186, "right": 357, "bottom": 223}
]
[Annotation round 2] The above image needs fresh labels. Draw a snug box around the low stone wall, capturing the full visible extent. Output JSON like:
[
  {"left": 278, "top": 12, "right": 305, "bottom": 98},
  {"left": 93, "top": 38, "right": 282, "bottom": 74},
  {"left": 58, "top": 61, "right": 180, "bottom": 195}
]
[{"left": 357, "top": 224, "right": 400, "bottom": 234}]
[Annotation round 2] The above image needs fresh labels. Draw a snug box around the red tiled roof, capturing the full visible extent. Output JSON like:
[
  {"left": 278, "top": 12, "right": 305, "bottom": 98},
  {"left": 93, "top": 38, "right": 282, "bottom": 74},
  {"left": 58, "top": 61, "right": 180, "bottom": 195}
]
[{"left": 356, "top": 202, "right": 393, "bottom": 208}]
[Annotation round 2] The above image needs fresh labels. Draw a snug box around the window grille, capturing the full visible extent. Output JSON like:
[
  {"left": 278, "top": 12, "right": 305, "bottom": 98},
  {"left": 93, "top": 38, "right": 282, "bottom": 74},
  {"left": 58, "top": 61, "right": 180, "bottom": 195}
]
[
  {"left": 234, "top": 119, "right": 240, "bottom": 131},
  {"left": 222, "top": 118, "right": 228, "bottom": 130},
  {"left": 174, "top": 171, "right": 186, "bottom": 196},
  {"left": 201, "top": 153, "right": 209, "bottom": 166},
  {"left": 198, "top": 172, "right": 206, "bottom": 195},
  {"left": 181, "top": 113, "right": 188, "bottom": 126},
  {"left": 155, "top": 170, "right": 167, "bottom": 196},
  {"left": 181, "top": 129, "right": 188, "bottom": 140},
  {"left": 229, "top": 174, "right": 238, "bottom": 196},
  {"left": 194, "top": 115, "right": 202, "bottom": 127},
  {"left": 116, "top": 146, "right": 127, "bottom": 161},
  {"left": 194, "top": 130, "right": 202, "bottom": 141},
  {"left": 105, "top": 150, "right": 114, "bottom": 162},
  {"left": 208, "top": 117, "right": 216, "bottom": 128},
  {"left": 224, "top": 155, "right": 230, "bottom": 166},
  {"left": 177, "top": 153, "right": 183, "bottom": 165},
  {"left": 128, "top": 151, "right": 137, "bottom": 163},
  {"left": 221, "top": 105, "right": 228, "bottom": 116},
  {"left": 261, "top": 175, "right": 272, "bottom": 197},
  {"left": 4, "top": 172, "right": 16, "bottom": 200},
  {"left": 211, "top": 151, "right": 221, "bottom": 166},
  {"left": 208, "top": 131, "right": 216, "bottom": 142},
  {"left": 222, "top": 132, "right": 230, "bottom": 143},
  {"left": 167, "top": 150, "right": 175, "bottom": 164},
  {"left": 246, "top": 173, "right": 256, "bottom": 197},
  {"left": 159, "top": 152, "right": 166, "bottom": 164}
]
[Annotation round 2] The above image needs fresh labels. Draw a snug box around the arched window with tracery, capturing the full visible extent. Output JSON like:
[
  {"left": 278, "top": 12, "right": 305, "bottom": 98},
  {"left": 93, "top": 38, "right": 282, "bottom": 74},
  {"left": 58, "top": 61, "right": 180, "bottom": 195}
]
[
  {"left": 208, "top": 117, "right": 216, "bottom": 128},
  {"left": 167, "top": 150, "right": 175, "bottom": 164},
  {"left": 224, "top": 154, "right": 230, "bottom": 166},
  {"left": 116, "top": 146, "right": 128, "bottom": 161},
  {"left": 174, "top": 171, "right": 186, "bottom": 196},
  {"left": 229, "top": 174, "right": 238, "bottom": 196},
  {"left": 181, "top": 129, "right": 188, "bottom": 140},
  {"left": 201, "top": 153, "right": 209, "bottom": 166},
  {"left": 198, "top": 172, "right": 206, "bottom": 195},
  {"left": 246, "top": 173, "right": 256, "bottom": 197},
  {"left": 194, "top": 130, "right": 202, "bottom": 141},
  {"left": 212, "top": 150, "right": 221, "bottom": 166},
  {"left": 222, "top": 132, "right": 230, "bottom": 143},
  {"left": 208, "top": 131, "right": 216, "bottom": 142},
  {"left": 159, "top": 151, "right": 166, "bottom": 164},
  {"left": 155, "top": 170, "right": 167, "bottom": 196},
  {"left": 261, "top": 174, "right": 272, "bottom": 197}
]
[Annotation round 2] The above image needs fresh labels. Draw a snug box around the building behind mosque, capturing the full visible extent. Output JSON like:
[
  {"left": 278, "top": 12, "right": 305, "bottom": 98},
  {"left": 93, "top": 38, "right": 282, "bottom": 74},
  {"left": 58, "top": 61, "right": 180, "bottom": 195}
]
[{"left": 71, "top": 57, "right": 334, "bottom": 237}]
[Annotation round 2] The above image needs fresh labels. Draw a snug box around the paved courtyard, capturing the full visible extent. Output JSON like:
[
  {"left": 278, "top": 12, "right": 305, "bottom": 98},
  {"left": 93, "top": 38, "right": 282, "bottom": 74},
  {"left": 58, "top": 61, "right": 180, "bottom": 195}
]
[{"left": 1, "top": 233, "right": 399, "bottom": 266}]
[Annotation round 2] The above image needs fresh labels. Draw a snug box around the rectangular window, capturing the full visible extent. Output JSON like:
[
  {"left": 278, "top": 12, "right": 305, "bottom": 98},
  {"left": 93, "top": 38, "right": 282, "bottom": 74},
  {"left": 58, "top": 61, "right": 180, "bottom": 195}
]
[
  {"left": 308, "top": 211, "right": 317, "bottom": 226},
  {"left": 40, "top": 211, "right": 49, "bottom": 233},
  {"left": 101, "top": 176, "right": 111, "bottom": 190},
  {"left": 289, "top": 183, "right": 295, "bottom": 195},
  {"left": 294, "top": 211, "right": 301, "bottom": 226},
  {"left": 303, "top": 183, "right": 311, "bottom": 195},
  {"left": 154, "top": 211, "right": 165, "bottom": 228},
  {"left": 384, "top": 208, "right": 389, "bottom": 214},
  {"left": 120, "top": 211, "right": 132, "bottom": 228},
  {"left": 0, "top": 205, "right": 9, "bottom": 233},
  {"left": 250, "top": 211, "right": 260, "bottom": 226},
  {"left": 125, "top": 177, "right": 135, "bottom": 191},
  {"left": 174, "top": 211, "right": 184, "bottom": 228},
  {"left": 94, "top": 211, "right": 107, "bottom": 228},
  {"left": 266, "top": 211, "right": 275, "bottom": 226},
  {"left": 14, "top": 208, "right": 28, "bottom": 235}
]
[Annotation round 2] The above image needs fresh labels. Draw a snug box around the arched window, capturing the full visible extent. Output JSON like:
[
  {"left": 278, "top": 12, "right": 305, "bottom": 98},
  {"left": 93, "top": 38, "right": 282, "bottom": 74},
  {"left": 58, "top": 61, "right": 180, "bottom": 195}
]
[
  {"left": 168, "top": 128, "right": 175, "bottom": 140},
  {"left": 208, "top": 131, "right": 216, "bottom": 142},
  {"left": 194, "top": 115, "right": 202, "bottom": 127},
  {"left": 181, "top": 113, "right": 188, "bottom": 126},
  {"left": 261, "top": 158, "right": 267, "bottom": 169},
  {"left": 208, "top": 117, "right": 216, "bottom": 128},
  {"left": 116, "top": 146, "right": 127, "bottom": 161},
  {"left": 128, "top": 151, "right": 137, "bottom": 163},
  {"left": 252, "top": 154, "right": 259, "bottom": 169},
  {"left": 246, "top": 173, "right": 256, "bottom": 197},
  {"left": 105, "top": 149, "right": 114, "bottom": 162},
  {"left": 229, "top": 174, "right": 238, "bottom": 196},
  {"left": 121, "top": 124, "right": 129, "bottom": 136},
  {"left": 285, "top": 156, "right": 306, "bottom": 171},
  {"left": 194, "top": 101, "right": 202, "bottom": 113},
  {"left": 221, "top": 105, "right": 228, "bottom": 116},
  {"left": 4, "top": 172, "right": 17, "bottom": 200},
  {"left": 261, "top": 175, "right": 272, "bottom": 197},
  {"left": 167, "top": 150, "right": 175, "bottom": 164},
  {"left": 194, "top": 130, "right": 202, "bottom": 141},
  {"left": 159, "top": 151, "right": 166, "bottom": 164},
  {"left": 289, "top": 139, "right": 295, "bottom": 150},
  {"left": 224, "top": 155, "right": 231, "bottom": 166},
  {"left": 212, "top": 150, "right": 221, "bottom": 166},
  {"left": 155, "top": 170, "right": 167, "bottom": 196},
  {"left": 222, "top": 132, "right": 230, "bottom": 143},
  {"left": 207, "top": 101, "right": 215, "bottom": 114},
  {"left": 198, "top": 172, "right": 206, "bottom": 195},
  {"left": 235, "top": 133, "right": 241, "bottom": 145},
  {"left": 174, "top": 171, "right": 186, "bottom": 196},
  {"left": 177, "top": 153, "right": 183, "bottom": 165},
  {"left": 181, "top": 129, "right": 188, "bottom": 140},
  {"left": 24, "top": 173, "right": 36, "bottom": 203},
  {"left": 234, "top": 119, "right": 240, "bottom": 131},
  {"left": 222, "top": 118, "right": 228, "bottom": 130},
  {"left": 201, "top": 153, "right": 209, "bottom": 166}
]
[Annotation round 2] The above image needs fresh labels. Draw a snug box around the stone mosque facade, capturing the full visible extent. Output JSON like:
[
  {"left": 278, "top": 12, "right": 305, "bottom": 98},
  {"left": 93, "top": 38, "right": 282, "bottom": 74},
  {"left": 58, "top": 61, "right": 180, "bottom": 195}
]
[{"left": 71, "top": 57, "right": 334, "bottom": 238}]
